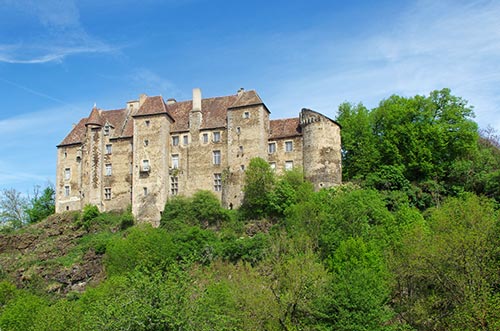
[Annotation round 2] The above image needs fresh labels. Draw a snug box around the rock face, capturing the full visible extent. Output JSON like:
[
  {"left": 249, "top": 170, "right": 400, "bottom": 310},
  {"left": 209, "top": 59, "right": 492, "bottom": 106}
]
[{"left": 0, "top": 213, "right": 105, "bottom": 295}]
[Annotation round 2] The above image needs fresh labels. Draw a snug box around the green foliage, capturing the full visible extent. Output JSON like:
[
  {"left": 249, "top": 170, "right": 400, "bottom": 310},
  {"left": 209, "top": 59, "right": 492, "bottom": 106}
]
[
  {"left": 269, "top": 168, "right": 314, "bottom": 218},
  {"left": 25, "top": 185, "right": 55, "bottom": 224},
  {"left": 391, "top": 194, "right": 500, "bottom": 330},
  {"left": 160, "top": 191, "right": 228, "bottom": 230},
  {"left": 76, "top": 204, "right": 100, "bottom": 231},
  {"left": 220, "top": 233, "right": 270, "bottom": 265},
  {"left": 327, "top": 238, "right": 393, "bottom": 331},
  {"left": 0, "top": 188, "right": 28, "bottom": 229},
  {"left": 0, "top": 291, "right": 48, "bottom": 331},
  {"left": 241, "top": 157, "right": 276, "bottom": 219}
]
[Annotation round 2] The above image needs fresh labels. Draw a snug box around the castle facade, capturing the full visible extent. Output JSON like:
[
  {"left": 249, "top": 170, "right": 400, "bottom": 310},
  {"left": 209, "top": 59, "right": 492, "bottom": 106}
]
[{"left": 56, "top": 88, "right": 341, "bottom": 225}]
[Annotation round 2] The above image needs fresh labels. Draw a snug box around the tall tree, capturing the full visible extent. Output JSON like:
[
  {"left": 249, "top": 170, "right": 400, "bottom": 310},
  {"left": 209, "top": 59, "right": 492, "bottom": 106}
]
[{"left": 0, "top": 188, "right": 27, "bottom": 229}]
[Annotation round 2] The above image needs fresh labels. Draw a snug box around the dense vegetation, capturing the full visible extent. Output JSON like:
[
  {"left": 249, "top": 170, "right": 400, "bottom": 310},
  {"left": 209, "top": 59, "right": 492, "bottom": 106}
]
[{"left": 0, "top": 89, "right": 499, "bottom": 330}]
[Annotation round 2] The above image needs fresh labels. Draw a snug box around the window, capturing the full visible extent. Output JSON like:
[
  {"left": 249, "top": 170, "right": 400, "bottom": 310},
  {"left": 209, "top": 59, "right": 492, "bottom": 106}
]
[
  {"left": 104, "top": 124, "right": 110, "bottom": 136},
  {"left": 104, "top": 187, "right": 111, "bottom": 200},
  {"left": 236, "top": 127, "right": 241, "bottom": 134},
  {"left": 64, "top": 151, "right": 67, "bottom": 159},
  {"left": 105, "top": 144, "right": 112, "bottom": 154},
  {"left": 214, "top": 173, "right": 222, "bottom": 191},
  {"left": 240, "top": 165, "right": 245, "bottom": 171},
  {"left": 172, "top": 136, "right": 179, "bottom": 146},
  {"left": 268, "top": 142, "right": 276, "bottom": 154},
  {"left": 285, "top": 141, "right": 293, "bottom": 152},
  {"left": 203, "top": 133, "right": 209, "bottom": 143},
  {"left": 285, "top": 161, "right": 293, "bottom": 170},
  {"left": 142, "top": 160, "right": 150, "bottom": 172},
  {"left": 213, "top": 150, "right": 221, "bottom": 165},
  {"left": 244, "top": 111, "right": 250, "bottom": 119},
  {"left": 239, "top": 145, "right": 244, "bottom": 155},
  {"left": 143, "top": 187, "right": 148, "bottom": 196},
  {"left": 170, "top": 177, "right": 178, "bottom": 195},
  {"left": 270, "top": 162, "right": 276, "bottom": 170},
  {"left": 144, "top": 139, "right": 149, "bottom": 147},
  {"left": 145, "top": 120, "right": 150, "bottom": 127},
  {"left": 213, "top": 132, "right": 221, "bottom": 143},
  {"left": 64, "top": 185, "right": 70, "bottom": 197},
  {"left": 64, "top": 168, "right": 70, "bottom": 180},
  {"left": 183, "top": 135, "right": 188, "bottom": 145},
  {"left": 105, "top": 164, "right": 112, "bottom": 176},
  {"left": 171, "top": 154, "right": 179, "bottom": 169}
]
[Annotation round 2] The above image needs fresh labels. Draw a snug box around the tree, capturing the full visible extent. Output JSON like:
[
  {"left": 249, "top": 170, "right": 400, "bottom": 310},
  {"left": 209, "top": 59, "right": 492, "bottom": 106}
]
[
  {"left": 25, "top": 185, "right": 55, "bottom": 224},
  {"left": 337, "top": 89, "right": 479, "bottom": 186},
  {"left": 0, "top": 188, "right": 28, "bottom": 229},
  {"left": 240, "top": 157, "right": 275, "bottom": 219}
]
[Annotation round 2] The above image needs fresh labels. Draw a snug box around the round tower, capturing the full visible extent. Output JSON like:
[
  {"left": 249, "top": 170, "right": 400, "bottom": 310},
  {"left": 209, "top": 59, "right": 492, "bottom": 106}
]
[{"left": 300, "top": 108, "right": 342, "bottom": 190}]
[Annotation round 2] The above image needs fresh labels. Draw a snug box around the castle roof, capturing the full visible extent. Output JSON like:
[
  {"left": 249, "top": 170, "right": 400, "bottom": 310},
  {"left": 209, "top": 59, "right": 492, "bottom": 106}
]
[
  {"left": 57, "top": 90, "right": 298, "bottom": 147},
  {"left": 269, "top": 118, "right": 302, "bottom": 139}
]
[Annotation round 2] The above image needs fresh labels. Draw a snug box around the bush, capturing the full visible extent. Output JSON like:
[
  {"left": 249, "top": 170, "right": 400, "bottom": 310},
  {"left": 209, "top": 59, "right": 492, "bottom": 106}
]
[{"left": 76, "top": 204, "right": 100, "bottom": 231}]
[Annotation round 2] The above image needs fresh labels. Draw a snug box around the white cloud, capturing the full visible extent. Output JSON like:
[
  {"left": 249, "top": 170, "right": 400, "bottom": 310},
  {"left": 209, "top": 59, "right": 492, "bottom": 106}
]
[
  {"left": 269, "top": 0, "right": 500, "bottom": 132},
  {"left": 0, "top": 104, "right": 89, "bottom": 191},
  {"left": 0, "top": 0, "right": 117, "bottom": 63}
]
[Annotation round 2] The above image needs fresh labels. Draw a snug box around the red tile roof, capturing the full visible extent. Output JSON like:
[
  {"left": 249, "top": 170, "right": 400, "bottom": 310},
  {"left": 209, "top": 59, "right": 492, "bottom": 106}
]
[
  {"left": 269, "top": 118, "right": 302, "bottom": 139},
  {"left": 58, "top": 90, "right": 270, "bottom": 146}
]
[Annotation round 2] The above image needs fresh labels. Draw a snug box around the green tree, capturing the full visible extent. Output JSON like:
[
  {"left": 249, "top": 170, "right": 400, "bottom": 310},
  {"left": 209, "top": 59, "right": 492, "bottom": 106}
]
[
  {"left": 241, "top": 157, "right": 275, "bottom": 219},
  {"left": 25, "top": 185, "right": 55, "bottom": 224}
]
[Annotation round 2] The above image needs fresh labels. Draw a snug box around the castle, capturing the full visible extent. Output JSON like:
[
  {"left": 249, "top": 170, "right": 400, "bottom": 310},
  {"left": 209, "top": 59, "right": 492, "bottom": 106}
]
[{"left": 56, "top": 88, "right": 341, "bottom": 225}]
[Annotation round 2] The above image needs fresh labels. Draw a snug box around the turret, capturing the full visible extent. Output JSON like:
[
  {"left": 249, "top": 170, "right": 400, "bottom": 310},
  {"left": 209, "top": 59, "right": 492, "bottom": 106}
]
[{"left": 300, "top": 108, "right": 341, "bottom": 190}]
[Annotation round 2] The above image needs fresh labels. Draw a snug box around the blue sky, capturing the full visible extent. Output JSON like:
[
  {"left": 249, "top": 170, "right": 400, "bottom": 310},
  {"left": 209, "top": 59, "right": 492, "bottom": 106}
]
[{"left": 0, "top": 0, "right": 499, "bottom": 193}]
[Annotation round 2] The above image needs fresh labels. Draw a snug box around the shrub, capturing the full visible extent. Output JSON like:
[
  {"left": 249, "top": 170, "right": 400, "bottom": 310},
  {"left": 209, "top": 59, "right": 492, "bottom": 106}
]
[{"left": 76, "top": 204, "right": 100, "bottom": 231}]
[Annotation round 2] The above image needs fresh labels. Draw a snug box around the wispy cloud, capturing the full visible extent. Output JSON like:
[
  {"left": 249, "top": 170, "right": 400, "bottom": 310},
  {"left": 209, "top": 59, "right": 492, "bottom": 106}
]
[
  {"left": 0, "top": 103, "right": 89, "bottom": 191},
  {"left": 128, "top": 68, "right": 182, "bottom": 98},
  {"left": 268, "top": 0, "right": 500, "bottom": 132},
  {"left": 0, "top": 0, "right": 118, "bottom": 63}
]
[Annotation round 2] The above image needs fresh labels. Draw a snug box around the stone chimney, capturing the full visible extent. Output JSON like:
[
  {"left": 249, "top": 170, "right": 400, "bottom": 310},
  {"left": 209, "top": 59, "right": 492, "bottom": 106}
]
[
  {"left": 237, "top": 87, "right": 245, "bottom": 96},
  {"left": 192, "top": 88, "right": 202, "bottom": 112},
  {"left": 190, "top": 88, "right": 202, "bottom": 131},
  {"left": 139, "top": 94, "right": 148, "bottom": 107}
]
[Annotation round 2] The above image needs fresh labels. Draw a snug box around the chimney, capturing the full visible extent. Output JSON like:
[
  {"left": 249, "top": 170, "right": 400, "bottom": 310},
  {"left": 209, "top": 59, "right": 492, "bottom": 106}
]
[
  {"left": 237, "top": 87, "right": 245, "bottom": 96},
  {"left": 139, "top": 94, "right": 147, "bottom": 106},
  {"left": 166, "top": 98, "right": 177, "bottom": 105},
  {"left": 192, "top": 88, "right": 201, "bottom": 112}
]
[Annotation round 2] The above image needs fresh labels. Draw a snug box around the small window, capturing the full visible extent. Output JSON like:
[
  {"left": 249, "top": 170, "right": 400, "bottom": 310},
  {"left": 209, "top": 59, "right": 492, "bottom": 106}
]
[
  {"left": 64, "top": 185, "right": 70, "bottom": 197},
  {"left": 285, "top": 141, "right": 293, "bottom": 152},
  {"left": 64, "top": 151, "right": 67, "bottom": 159},
  {"left": 240, "top": 165, "right": 245, "bottom": 171},
  {"left": 105, "top": 164, "right": 112, "bottom": 176},
  {"left": 244, "top": 111, "right": 250, "bottom": 119},
  {"left": 183, "top": 135, "right": 188, "bottom": 145},
  {"left": 268, "top": 142, "right": 276, "bottom": 154},
  {"left": 214, "top": 173, "right": 222, "bottom": 192},
  {"left": 236, "top": 127, "right": 241, "bottom": 134},
  {"left": 104, "top": 124, "right": 110, "bottom": 136},
  {"left": 144, "top": 139, "right": 149, "bottom": 147},
  {"left": 239, "top": 145, "right": 244, "bottom": 155},
  {"left": 170, "top": 177, "right": 178, "bottom": 195},
  {"left": 105, "top": 144, "right": 112, "bottom": 154},
  {"left": 172, "top": 136, "right": 179, "bottom": 146},
  {"left": 145, "top": 120, "right": 150, "bottom": 127},
  {"left": 76, "top": 156, "right": 81, "bottom": 163},
  {"left": 171, "top": 154, "right": 179, "bottom": 169},
  {"left": 213, "top": 132, "right": 221, "bottom": 143},
  {"left": 143, "top": 187, "right": 148, "bottom": 196},
  {"left": 64, "top": 168, "right": 70, "bottom": 180},
  {"left": 285, "top": 161, "right": 293, "bottom": 170},
  {"left": 270, "top": 162, "right": 276, "bottom": 170},
  {"left": 202, "top": 133, "right": 209, "bottom": 143},
  {"left": 104, "top": 187, "right": 111, "bottom": 200},
  {"left": 142, "top": 160, "right": 150, "bottom": 172},
  {"left": 213, "top": 150, "right": 221, "bottom": 165}
]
